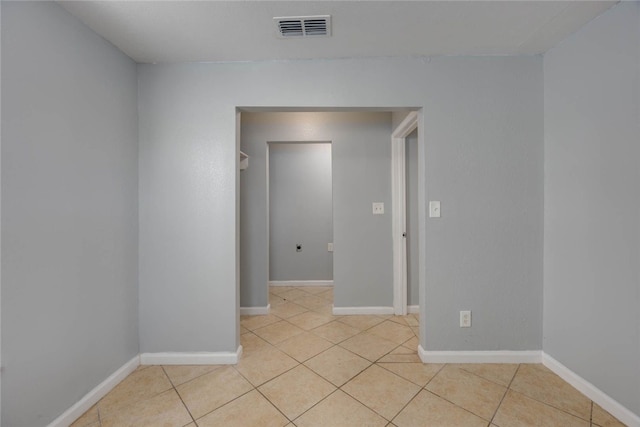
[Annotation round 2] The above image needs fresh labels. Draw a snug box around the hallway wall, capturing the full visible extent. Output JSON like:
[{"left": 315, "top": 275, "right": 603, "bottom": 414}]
[
  {"left": 240, "top": 112, "right": 393, "bottom": 308},
  {"left": 1, "top": 3, "right": 139, "bottom": 426},
  {"left": 268, "top": 142, "right": 333, "bottom": 282},
  {"left": 138, "top": 55, "right": 543, "bottom": 354},
  {"left": 543, "top": 1, "right": 640, "bottom": 416}
]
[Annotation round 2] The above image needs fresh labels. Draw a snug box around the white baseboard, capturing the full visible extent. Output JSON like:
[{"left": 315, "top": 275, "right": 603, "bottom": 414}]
[
  {"left": 407, "top": 305, "right": 419, "bottom": 314},
  {"left": 140, "top": 346, "right": 243, "bottom": 365},
  {"left": 417, "top": 346, "right": 542, "bottom": 364},
  {"left": 269, "top": 280, "right": 333, "bottom": 287},
  {"left": 240, "top": 304, "right": 270, "bottom": 315},
  {"left": 332, "top": 306, "right": 394, "bottom": 315},
  {"left": 48, "top": 355, "right": 140, "bottom": 427},
  {"left": 542, "top": 352, "right": 640, "bottom": 427}
]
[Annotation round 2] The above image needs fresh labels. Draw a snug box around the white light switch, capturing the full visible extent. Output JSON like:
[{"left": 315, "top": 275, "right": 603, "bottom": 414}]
[
  {"left": 429, "top": 201, "right": 441, "bottom": 218},
  {"left": 460, "top": 310, "right": 471, "bottom": 328},
  {"left": 328, "top": 243, "right": 334, "bottom": 252},
  {"left": 372, "top": 202, "right": 384, "bottom": 215}
]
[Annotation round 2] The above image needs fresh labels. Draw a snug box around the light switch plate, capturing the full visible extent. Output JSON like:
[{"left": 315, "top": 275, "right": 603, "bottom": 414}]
[
  {"left": 328, "top": 243, "right": 334, "bottom": 252},
  {"left": 372, "top": 202, "right": 384, "bottom": 215},
  {"left": 460, "top": 310, "right": 471, "bottom": 328},
  {"left": 429, "top": 201, "right": 441, "bottom": 218}
]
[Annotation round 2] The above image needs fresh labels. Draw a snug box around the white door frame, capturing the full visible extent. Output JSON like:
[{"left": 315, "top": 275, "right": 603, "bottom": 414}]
[{"left": 391, "top": 111, "right": 419, "bottom": 315}]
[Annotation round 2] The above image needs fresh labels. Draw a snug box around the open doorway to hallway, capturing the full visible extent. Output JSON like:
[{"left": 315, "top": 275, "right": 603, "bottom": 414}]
[{"left": 240, "top": 111, "right": 406, "bottom": 313}]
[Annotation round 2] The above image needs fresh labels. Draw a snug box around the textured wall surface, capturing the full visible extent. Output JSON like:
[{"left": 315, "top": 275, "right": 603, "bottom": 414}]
[
  {"left": 1, "top": 2, "right": 139, "bottom": 425},
  {"left": 544, "top": 2, "right": 640, "bottom": 416}
]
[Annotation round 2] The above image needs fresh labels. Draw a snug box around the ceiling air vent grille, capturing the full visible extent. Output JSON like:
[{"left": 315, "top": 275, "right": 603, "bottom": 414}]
[{"left": 274, "top": 15, "right": 331, "bottom": 38}]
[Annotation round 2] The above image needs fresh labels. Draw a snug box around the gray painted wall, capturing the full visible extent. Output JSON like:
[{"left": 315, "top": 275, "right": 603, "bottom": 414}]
[
  {"left": 269, "top": 142, "right": 333, "bottom": 282},
  {"left": 1, "top": 2, "right": 139, "bottom": 426},
  {"left": 240, "top": 112, "right": 392, "bottom": 308},
  {"left": 138, "top": 55, "right": 543, "bottom": 353},
  {"left": 543, "top": 2, "right": 640, "bottom": 416},
  {"left": 406, "top": 129, "right": 419, "bottom": 306}
]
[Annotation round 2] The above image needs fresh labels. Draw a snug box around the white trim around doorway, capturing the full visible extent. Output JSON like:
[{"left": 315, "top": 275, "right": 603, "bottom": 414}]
[{"left": 391, "top": 111, "right": 419, "bottom": 316}]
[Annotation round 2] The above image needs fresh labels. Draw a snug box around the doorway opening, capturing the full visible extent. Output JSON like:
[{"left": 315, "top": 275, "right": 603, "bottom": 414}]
[
  {"left": 238, "top": 109, "right": 424, "bottom": 335},
  {"left": 268, "top": 141, "right": 333, "bottom": 287},
  {"left": 391, "top": 112, "right": 419, "bottom": 315}
]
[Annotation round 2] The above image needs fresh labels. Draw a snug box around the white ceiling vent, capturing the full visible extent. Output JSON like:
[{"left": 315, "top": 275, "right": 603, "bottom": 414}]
[{"left": 274, "top": 15, "right": 331, "bottom": 38}]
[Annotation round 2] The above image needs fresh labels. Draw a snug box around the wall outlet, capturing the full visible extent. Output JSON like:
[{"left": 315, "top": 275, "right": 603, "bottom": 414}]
[
  {"left": 460, "top": 310, "right": 471, "bottom": 327},
  {"left": 328, "top": 243, "right": 334, "bottom": 252},
  {"left": 372, "top": 202, "right": 384, "bottom": 215},
  {"left": 429, "top": 201, "right": 441, "bottom": 218}
]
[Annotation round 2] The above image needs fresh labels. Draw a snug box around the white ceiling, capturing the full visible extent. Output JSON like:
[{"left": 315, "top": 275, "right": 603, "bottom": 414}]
[{"left": 59, "top": 1, "right": 618, "bottom": 64}]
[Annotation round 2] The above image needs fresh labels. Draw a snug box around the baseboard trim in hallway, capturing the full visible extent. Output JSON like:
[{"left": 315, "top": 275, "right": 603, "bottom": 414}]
[
  {"left": 542, "top": 353, "right": 640, "bottom": 427},
  {"left": 47, "top": 355, "right": 140, "bottom": 427},
  {"left": 332, "top": 306, "right": 394, "bottom": 315},
  {"left": 417, "top": 347, "right": 543, "bottom": 364},
  {"left": 240, "top": 304, "right": 270, "bottom": 315},
  {"left": 269, "top": 280, "right": 333, "bottom": 287},
  {"left": 140, "top": 346, "right": 243, "bottom": 366},
  {"left": 416, "top": 347, "right": 640, "bottom": 427},
  {"left": 407, "top": 305, "right": 419, "bottom": 314}
]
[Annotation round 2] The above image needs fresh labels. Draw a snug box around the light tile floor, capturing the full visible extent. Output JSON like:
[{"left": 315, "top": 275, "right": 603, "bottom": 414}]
[{"left": 71, "top": 286, "right": 626, "bottom": 427}]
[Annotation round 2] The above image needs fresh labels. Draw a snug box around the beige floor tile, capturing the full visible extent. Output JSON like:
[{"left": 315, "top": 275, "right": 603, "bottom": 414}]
[
  {"left": 453, "top": 363, "right": 519, "bottom": 387},
  {"left": 276, "top": 331, "right": 334, "bottom": 362},
  {"left": 425, "top": 365, "right": 506, "bottom": 420},
  {"left": 592, "top": 402, "right": 626, "bottom": 427},
  {"left": 303, "top": 286, "right": 332, "bottom": 295},
  {"left": 339, "top": 332, "right": 399, "bottom": 362},
  {"left": 70, "top": 404, "right": 99, "bottom": 427},
  {"left": 493, "top": 390, "right": 589, "bottom": 427},
  {"left": 162, "top": 365, "right": 222, "bottom": 387},
  {"left": 404, "top": 315, "right": 419, "bottom": 327},
  {"left": 294, "top": 390, "right": 387, "bottom": 427},
  {"left": 377, "top": 363, "right": 443, "bottom": 387},
  {"left": 269, "top": 294, "right": 287, "bottom": 306},
  {"left": 270, "top": 301, "right": 308, "bottom": 318},
  {"left": 294, "top": 295, "right": 330, "bottom": 311},
  {"left": 393, "top": 390, "right": 488, "bottom": 427},
  {"left": 241, "top": 314, "right": 281, "bottom": 331},
  {"left": 387, "top": 316, "right": 410, "bottom": 326},
  {"left": 342, "top": 364, "right": 421, "bottom": 420},
  {"left": 98, "top": 365, "right": 173, "bottom": 416},
  {"left": 311, "top": 304, "right": 334, "bottom": 315},
  {"left": 269, "top": 286, "right": 296, "bottom": 296},
  {"left": 510, "top": 364, "right": 591, "bottom": 420},
  {"left": 259, "top": 365, "right": 336, "bottom": 419},
  {"left": 176, "top": 366, "right": 253, "bottom": 419},
  {"left": 401, "top": 336, "right": 419, "bottom": 351},
  {"left": 234, "top": 346, "right": 298, "bottom": 386},
  {"left": 304, "top": 345, "right": 372, "bottom": 386},
  {"left": 338, "top": 315, "right": 386, "bottom": 331},
  {"left": 240, "top": 332, "right": 273, "bottom": 355},
  {"left": 317, "top": 289, "right": 334, "bottom": 301},
  {"left": 277, "top": 288, "right": 310, "bottom": 301},
  {"left": 240, "top": 326, "right": 250, "bottom": 334},
  {"left": 196, "top": 390, "right": 289, "bottom": 427},
  {"left": 287, "top": 311, "right": 334, "bottom": 330},
  {"left": 368, "top": 321, "right": 415, "bottom": 345},
  {"left": 312, "top": 321, "right": 361, "bottom": 344},
  {"left": 377, "top": 346, "right": 422, "bottom": 363},
  {"left": 254, "top": 320, "right": 305, "bottom": 345},
  {"left": 101, "top": 389, "right": 192, "bottom": 427}
]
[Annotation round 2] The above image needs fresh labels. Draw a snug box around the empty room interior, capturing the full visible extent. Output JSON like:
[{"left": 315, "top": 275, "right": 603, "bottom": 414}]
[{"left": 1, "top": 1, "right": 639, "bottom": 426}]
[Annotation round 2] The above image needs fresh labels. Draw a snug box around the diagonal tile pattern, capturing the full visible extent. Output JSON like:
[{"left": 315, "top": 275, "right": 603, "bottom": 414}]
[{"left": 71, "top": 286, "right": 627, "bottom": 427}]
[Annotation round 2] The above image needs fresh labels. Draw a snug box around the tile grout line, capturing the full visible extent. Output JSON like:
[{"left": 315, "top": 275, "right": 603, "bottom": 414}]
[
  {"left": 488, "top": 363, "right": 521, "bottom": 425},
  {"left": 161, "top": 366, "right": 198, "bottom": 426},
  {"left": 506, "top": 365, "right": 595, "bottom": 423}
]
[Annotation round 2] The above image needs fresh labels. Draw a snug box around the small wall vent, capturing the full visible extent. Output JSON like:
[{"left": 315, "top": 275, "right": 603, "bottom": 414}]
[{"left": 274, "top": 15, "right": 331, "bottom": 38}]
